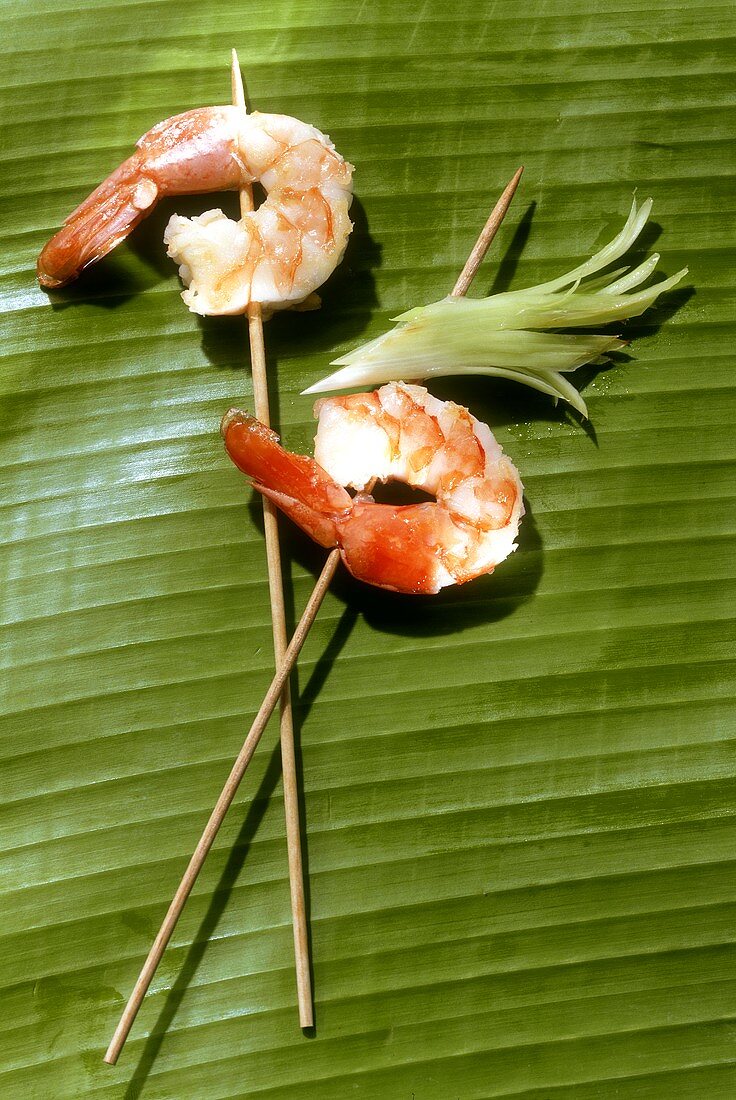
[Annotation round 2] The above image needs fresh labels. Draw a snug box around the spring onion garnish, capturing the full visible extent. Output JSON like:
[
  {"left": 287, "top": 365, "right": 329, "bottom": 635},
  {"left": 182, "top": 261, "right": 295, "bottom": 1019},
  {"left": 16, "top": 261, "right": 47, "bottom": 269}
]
[{"left": 304, "top": 198, "right": 687, "bottom": 417}]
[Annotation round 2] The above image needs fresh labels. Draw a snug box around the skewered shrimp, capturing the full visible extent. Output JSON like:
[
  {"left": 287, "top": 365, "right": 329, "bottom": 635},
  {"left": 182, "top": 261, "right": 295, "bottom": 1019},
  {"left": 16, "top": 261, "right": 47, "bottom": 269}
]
[
  {"left": 221, "top": 383, "right": 524, "bottom": 595},
  {"left": 37, "top": 106, "right": 354, "bottom": 316}
]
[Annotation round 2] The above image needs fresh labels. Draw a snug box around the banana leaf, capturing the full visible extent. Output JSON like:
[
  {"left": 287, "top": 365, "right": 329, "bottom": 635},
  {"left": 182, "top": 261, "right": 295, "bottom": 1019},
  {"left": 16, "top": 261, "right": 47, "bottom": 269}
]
[{"left": 1, "top": 1, "right": 735, "bottom": 1097}]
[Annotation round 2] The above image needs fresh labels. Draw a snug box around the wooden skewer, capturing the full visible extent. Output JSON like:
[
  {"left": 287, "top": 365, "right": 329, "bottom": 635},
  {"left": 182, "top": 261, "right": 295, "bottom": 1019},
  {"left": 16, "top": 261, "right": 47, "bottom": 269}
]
[
  {"left": 103, "top": 555, "right": 339, "bottom": 1066},
  {"left": 103, "top": 166, "right": 523, "bottom": 1066},
  {"left": 230, "top": 50, "right": 313, "bottom": 1028},
  {"left": 451, "top": 166, "right": 523, "bottom": 297}
]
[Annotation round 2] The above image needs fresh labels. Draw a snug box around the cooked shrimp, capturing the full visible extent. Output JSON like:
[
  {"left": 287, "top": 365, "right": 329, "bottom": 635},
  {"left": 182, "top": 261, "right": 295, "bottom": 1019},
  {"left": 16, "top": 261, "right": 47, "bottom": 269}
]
[
  {"left": 221, "top": 383, "right": 524, "bottom": 595},
  {"left": 37, "top": 106, "right": 354, "bottom": 315}
]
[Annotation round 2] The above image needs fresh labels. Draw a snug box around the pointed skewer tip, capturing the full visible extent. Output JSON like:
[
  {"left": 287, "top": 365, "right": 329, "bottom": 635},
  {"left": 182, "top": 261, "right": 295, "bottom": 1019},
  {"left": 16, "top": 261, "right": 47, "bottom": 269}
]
[
  {"left": 507, "top": 166, "right": 524, "bottom": 192},
  {"left": 230, "top": 50, "right": 246, "bottom": 111}
]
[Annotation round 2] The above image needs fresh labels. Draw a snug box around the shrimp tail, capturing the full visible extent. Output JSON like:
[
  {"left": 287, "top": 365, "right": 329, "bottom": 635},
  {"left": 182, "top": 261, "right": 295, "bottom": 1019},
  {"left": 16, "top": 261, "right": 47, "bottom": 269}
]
[
  {"left": 37, "top": 156, "right": 158, "bottom": 288},
  {"left": 251, "top": 482, "right": 340, "bottom": 549},
  {"left": 220, "top": 407, "right": 353, "bottom": 547},
  {"left": 37, "top": 106, "right": 246, "bottom": 289}
]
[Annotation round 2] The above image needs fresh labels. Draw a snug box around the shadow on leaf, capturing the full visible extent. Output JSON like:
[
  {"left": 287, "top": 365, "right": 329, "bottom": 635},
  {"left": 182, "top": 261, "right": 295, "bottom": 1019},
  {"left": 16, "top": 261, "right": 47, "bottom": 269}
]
[{"left": 487, "top": 201, "right": 537, "bottom": 296}]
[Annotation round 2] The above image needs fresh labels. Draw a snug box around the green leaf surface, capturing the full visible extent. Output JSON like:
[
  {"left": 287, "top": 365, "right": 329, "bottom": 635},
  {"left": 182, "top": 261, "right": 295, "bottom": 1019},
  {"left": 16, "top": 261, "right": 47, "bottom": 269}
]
[{"left": 1, "top": 1, "right": 735, "bottom": 1097}]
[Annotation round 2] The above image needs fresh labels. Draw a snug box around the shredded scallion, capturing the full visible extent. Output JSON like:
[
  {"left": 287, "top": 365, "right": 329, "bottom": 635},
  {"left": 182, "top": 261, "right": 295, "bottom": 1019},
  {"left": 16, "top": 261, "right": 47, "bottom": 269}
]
[{"left": 304, "top": 198, "right": 687, "bottom": 417}]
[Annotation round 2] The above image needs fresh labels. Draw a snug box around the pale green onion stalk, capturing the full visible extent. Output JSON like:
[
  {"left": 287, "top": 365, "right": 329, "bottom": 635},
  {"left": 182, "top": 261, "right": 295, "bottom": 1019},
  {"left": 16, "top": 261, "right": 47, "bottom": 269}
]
[{"left": 304, "top": 198, "right": 687, "bottom": 417}]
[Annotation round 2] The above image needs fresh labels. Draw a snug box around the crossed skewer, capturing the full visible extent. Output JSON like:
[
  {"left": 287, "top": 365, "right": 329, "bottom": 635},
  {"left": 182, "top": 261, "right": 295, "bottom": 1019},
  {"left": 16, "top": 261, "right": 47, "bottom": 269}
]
[{"left": 104, "top": 52, "right": 523, "bottom": 1065}]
